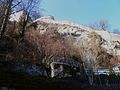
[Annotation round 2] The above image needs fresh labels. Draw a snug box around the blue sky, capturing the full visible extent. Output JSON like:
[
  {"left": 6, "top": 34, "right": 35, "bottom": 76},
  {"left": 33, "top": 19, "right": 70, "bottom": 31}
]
[{"left": 41, "top": 0, "right": 120, "bottom": 32}]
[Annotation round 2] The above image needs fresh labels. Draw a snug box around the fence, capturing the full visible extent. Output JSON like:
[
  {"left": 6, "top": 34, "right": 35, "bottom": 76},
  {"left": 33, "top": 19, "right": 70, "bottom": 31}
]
[{"left": 85, "top": 73, "right": 120, "bottom": 90}]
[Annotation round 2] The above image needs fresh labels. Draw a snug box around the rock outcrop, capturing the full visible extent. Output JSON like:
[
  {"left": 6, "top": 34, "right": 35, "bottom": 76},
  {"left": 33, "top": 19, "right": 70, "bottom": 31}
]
[{"left": 31, "top": 16, "right": 120, "bottom": 56}]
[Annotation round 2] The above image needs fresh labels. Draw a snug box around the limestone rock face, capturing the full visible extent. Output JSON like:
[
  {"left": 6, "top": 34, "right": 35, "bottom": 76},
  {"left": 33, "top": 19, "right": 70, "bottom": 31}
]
[
  {"left": 34, "top": 16, "right": 55, "bottom": 22},
  {"left": 31, "top": 16, "right": 120, "bottom": 56},
  {"left": 9, "top": 11, "right": 24, "bottom": 22}
]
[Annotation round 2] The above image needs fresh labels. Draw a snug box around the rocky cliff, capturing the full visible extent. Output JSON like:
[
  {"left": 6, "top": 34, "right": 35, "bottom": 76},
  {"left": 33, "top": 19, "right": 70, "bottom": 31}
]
[{"left": 31, "top": 16, "right": 120, "bottom": 57}]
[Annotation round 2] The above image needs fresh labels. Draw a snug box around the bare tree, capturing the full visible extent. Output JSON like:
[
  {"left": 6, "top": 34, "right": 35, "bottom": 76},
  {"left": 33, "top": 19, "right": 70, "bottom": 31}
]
[
  {"left": 0, "top": 0, "right": 42, "bottom": 39},
  {"left": 25, "top": 29, "right": 76, "bottom": 77},
  {"left": 0, "top": 0, "right": 13, "bottom": 38},
  {"left": 0, "top": 0, "right": 22, "bottom": 38},
  {"left": 31, "top": 11, "right": 42, "bottom": 20},
  {"left": 0, "top": 1, "right": 6, "bottom": 27},
  {"left": 15, "top": 0, "right": 42, "bottom": 39},
  {"left": 89, "top": 20, "right": 109, "bottom": 31},
  {"left": 73, "top": 32, "right": 105, "bottom": 85}
]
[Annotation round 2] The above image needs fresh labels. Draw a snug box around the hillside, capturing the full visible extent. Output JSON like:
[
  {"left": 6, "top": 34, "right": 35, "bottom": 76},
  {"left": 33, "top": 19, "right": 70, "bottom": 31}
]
[
  {"left": 31, "top": 16, "right": 120, "bottom": 56},
  {"left": 0, "top": 15, "right": 120, "bottom": 90}
]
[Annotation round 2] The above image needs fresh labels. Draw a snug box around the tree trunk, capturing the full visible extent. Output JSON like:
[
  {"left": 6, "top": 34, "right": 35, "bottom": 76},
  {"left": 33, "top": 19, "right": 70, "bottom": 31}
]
[
  {"left": 0, "top": 0, "right": 13, "bottom": 38},
  {"left": 20, "top": 12, "right": 30, "bottom": 39}
]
